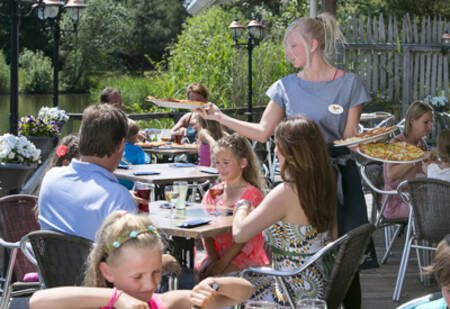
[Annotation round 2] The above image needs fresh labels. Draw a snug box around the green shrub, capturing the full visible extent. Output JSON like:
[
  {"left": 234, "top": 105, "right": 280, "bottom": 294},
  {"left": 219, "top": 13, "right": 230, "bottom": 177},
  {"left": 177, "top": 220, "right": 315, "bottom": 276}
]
[
  {"left": 0, "top": 51, "right": 9, "bottom": 94},
  {"left": 93, "top": 5, "right": 296, "bottom": 117},
  {"left": 19, "top": 48, "right": 53, "bottom": 93}
]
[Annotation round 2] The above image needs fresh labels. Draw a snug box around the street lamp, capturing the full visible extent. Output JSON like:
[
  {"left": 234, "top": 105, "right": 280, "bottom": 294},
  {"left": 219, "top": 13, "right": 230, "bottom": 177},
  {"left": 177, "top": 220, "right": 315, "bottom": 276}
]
[
  {"left": 36, "top": 0, "right": 86, "bottom": 107},
  {"left": 2, "top": 0, "right": 85, "bottom": 135},
  {"left": 228, "top": 18, "right": 264, "bottom": 122}
]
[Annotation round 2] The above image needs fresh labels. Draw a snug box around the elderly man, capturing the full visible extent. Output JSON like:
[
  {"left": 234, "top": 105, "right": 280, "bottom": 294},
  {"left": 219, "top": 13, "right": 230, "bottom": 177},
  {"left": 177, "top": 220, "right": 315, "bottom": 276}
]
[
  {"left": 38, "top": 104, "right": 137, "bottom": 241},
  {"left": 100, "top": 87, "right": 122, "bottom": 109}
]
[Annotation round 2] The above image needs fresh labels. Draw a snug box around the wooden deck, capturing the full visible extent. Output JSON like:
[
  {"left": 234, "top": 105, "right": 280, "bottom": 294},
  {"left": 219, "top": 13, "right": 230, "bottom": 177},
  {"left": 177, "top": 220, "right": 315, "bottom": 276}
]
[{"left": 360, "top": 207, "right": 438, "bottom": 308}]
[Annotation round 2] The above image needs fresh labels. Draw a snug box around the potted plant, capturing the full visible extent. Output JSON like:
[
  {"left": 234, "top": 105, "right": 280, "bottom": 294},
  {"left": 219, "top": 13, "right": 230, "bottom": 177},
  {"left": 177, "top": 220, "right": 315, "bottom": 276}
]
[
  {"left": 0, "top": 133, "right": 41, "bottom": 192},
  {"left": 423, "top": 95, "right": 449, "bottom": 113},
  {"left": 38, "top": 106, "right": 69, "bottom": 132},
  {"left": 18, "top": 115, "right": 59, "bottom": 161}
]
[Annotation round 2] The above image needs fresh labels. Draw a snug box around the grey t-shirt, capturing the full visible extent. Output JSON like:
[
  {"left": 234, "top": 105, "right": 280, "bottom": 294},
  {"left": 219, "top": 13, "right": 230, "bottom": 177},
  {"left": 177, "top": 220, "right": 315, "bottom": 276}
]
[{"left": 266, "top": 73, "right": 372, "bottom": 144}]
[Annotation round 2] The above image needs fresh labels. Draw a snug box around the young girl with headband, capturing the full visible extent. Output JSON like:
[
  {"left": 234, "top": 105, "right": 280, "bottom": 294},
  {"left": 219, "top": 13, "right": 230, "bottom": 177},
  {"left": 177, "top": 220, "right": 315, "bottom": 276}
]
[{"left": 29, "top": 211, "right": 254, "bottom": 309}]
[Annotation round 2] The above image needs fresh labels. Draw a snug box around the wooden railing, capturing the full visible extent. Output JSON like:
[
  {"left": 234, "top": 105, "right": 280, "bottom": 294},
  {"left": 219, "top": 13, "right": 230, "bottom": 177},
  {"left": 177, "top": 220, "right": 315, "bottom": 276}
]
[{"left": 65, "top": 106, "right": 267, "bottom": 134}]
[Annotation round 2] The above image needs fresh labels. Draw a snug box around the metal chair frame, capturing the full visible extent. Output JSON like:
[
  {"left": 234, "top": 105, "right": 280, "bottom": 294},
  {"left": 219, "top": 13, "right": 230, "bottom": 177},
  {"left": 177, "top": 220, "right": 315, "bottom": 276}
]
[
  {"left": 359, "top": 162, "right": 408, "bottom": 264},
  {"left": 396, "top": 291, "right": 442, "bottom": 309}
]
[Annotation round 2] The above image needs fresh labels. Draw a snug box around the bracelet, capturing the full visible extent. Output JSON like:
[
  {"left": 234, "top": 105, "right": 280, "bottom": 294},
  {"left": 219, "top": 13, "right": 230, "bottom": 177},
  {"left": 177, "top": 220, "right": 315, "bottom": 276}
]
[
  {"left": 102, "top": 287, "right": 124, "bottom": 309},
  {"left": 234, "top": 200, "right": 252, "bottom": 214}
]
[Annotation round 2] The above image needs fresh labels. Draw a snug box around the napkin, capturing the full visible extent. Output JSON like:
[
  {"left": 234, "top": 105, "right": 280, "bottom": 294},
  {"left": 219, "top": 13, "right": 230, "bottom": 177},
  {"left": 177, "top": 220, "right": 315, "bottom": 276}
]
[
  {"left": 200, "top": 168, "right": 219, "bottom": 174},
  {"left": 178, "top": 219, "right": 211, "bottom": 228},
  {"left": 170, "top": 163, "right": 196, "bottom": 168},
  {"left": 133, "top": 171, "right": 160, "bottom": 176}
]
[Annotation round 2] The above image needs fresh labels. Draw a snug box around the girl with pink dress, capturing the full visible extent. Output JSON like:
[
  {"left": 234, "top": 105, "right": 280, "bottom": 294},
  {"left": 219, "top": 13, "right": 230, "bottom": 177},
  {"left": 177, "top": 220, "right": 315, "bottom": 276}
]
[
  {"left": 197, "top": 134, "right": 269, "bottom": 279},
  {"left": 383, "top": 101, "right": 434, "bottom": 219}
]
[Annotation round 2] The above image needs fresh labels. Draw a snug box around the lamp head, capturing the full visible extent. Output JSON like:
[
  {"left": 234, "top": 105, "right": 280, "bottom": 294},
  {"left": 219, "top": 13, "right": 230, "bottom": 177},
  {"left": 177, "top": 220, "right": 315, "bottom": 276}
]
[
  {"left": 65, "top": 0, "right": 86, "bottom": 20},
  {"left": 442, "top": 33, "right": 450, "bottom": 55},
  {"left": 228, "top": 19, "right": 244, "bottom": 42},
  {"left": 247, "top": 19, "right": 264, "bottom": 41},
  {"left": 41, "top": 0, "right": 64, "bottom": 19}
]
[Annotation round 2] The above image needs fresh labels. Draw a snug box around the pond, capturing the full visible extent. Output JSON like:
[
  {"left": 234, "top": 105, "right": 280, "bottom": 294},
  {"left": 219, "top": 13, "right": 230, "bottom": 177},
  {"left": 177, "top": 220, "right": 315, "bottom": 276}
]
[{"left": 0, "top": 94, "right": 92, "bottom": 135}]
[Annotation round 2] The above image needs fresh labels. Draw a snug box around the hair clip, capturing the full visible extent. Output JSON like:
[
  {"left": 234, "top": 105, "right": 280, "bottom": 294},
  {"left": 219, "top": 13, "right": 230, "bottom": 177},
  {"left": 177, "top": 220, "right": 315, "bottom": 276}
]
[
  {"left": 56, "top": 145, "right": 68, "bottom": 157},
  {"left": 105, "top": 225, "right": 159, "bottom": 255}
]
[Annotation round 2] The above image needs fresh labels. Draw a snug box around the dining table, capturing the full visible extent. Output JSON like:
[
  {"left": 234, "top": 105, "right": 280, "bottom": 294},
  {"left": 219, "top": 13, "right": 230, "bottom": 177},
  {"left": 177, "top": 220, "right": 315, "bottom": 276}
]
[
  {"left": 137, "top": 142, "right": 198, "bottom": 163},
  {"left": 148, "top": 200, "right": 233, "bottom": 269},
  {"left": 113, "top": 163, "right": 219, "bottom": 186}
]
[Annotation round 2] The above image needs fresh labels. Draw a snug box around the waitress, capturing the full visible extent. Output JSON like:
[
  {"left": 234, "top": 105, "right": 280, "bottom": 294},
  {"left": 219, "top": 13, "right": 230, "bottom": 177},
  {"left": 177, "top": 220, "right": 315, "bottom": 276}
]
[{"left": 197, "top": 13, "right": 375, "bottom": 309}]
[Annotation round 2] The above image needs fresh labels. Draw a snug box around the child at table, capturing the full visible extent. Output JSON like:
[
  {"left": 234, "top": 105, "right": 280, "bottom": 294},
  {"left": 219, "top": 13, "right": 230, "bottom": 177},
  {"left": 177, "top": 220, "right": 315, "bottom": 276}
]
[
  {"left": 196, "top": 115, "right": 228, "bottom": 167},
  {"left": 415, "top": 234, "right": 450, "bottom": 309},
  {"left": 119, "top": 119, "right": 151, "bottom": 189},
  {"left": 197, "top": 134, "right": 269, "bottom": 280},
  {"left": 29, "top": 211, "right": 255, "bottom": 309},
  {"left": 51, "top": 135, "right": 80, "bottom": 167},
  {"left": 423, "top": 130, "right": 450, "bottom": 182}
]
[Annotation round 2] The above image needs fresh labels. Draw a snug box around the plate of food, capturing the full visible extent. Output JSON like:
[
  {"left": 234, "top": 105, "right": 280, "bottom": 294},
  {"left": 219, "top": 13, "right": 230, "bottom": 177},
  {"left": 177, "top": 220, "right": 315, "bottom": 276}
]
[
  {"left": 170, "top": 143, "right": 198, "bottom": 150},
  {"left": 334, "top": 126, "right": 397, "bottom": 147},
  {"left": 135, "top": 141, "right": 168, "bottom": 148},
  {"left": 147, "top": 96, "right": 207, "bottom": 110},
  {"left": 357, "top": 142, "right": 424, "bottom": 163}
]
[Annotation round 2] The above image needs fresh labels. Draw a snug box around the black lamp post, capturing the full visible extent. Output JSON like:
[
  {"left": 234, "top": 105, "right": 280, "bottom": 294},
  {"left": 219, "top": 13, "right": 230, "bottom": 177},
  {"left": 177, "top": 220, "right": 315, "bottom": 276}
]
[
  {"left": 442, "top": 33, "right": 450, "bottom": 55},
  {"left": 228, "top": 18, "right": 264, "bottom": 122},
  {"left": 3, "top": 0, "right": 85, "bottom": 135},
  {"left": 36, "top": 0, "right": 85, "bottom": 107}
]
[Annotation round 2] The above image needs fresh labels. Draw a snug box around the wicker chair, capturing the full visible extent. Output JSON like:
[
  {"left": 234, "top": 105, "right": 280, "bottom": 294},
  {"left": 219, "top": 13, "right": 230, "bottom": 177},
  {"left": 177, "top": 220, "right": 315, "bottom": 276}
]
[
  {"left": 0, "top": 194, "right": 40, "bottom": 309},
  {"left": 393, "top": 178, "right": 450, "bottom": 301},
  {"left": 360, "top": 162, "right": 408, "bottom": 264},
  {"left": 239, "top": 224, "right": 375, "bottom": 309},
  {"left": 20, "top": 230, "right": 93, "bottom": 288}
]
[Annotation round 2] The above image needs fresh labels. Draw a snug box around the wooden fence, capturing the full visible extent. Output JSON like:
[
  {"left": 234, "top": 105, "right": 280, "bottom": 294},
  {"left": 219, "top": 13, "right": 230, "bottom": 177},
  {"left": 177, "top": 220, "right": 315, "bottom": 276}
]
[{"left": 338, "top": 14, "right": 449, "bottom": 116}]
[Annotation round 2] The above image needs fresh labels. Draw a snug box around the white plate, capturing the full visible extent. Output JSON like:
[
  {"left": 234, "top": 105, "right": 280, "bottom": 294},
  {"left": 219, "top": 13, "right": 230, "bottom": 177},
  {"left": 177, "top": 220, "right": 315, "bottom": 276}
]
[
  {"left": 356, "top": 147, "right": 424, "bottom": 164},
  {"left": 146, "top": 98, "right": 206, "bottom": 110},
  {"left": 334, "top": 129, "right": 395, "bottom": 147}
]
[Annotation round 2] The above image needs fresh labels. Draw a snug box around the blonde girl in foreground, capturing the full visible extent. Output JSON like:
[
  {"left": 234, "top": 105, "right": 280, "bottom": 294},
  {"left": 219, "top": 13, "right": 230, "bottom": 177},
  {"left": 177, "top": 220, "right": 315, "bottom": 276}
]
[{"left": 29, "top": 212, "right": 254, "bottom": 309}]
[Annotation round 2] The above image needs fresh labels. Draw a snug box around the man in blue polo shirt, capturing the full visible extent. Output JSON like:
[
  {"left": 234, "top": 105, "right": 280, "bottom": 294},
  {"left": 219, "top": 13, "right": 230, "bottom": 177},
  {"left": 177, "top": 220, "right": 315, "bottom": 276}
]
[{"left": 38, "top": 104, "right": 137, "bottom": 241}]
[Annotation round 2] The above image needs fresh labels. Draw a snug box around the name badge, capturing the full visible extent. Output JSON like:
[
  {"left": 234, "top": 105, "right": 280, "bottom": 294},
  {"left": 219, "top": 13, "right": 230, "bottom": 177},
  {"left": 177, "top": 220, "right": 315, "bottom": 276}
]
[{"left": 328, "top": 104, "right": 344, "bottom": 115}]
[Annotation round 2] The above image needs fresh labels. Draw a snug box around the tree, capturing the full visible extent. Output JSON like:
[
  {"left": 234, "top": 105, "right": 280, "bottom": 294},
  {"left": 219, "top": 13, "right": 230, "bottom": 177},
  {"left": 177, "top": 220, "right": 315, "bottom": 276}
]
[{"left": 123, "top": 0, "right": 187, "bottom": 72}]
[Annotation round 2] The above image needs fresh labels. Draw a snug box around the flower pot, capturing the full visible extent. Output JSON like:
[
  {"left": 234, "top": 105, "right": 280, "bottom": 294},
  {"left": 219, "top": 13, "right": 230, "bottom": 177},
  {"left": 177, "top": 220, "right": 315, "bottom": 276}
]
[
  {"left": 25, "top": 136, "right": 57, "bottom": 162},
  {"left": 0, "top": 162, "right": 37, "bottom": 191}
]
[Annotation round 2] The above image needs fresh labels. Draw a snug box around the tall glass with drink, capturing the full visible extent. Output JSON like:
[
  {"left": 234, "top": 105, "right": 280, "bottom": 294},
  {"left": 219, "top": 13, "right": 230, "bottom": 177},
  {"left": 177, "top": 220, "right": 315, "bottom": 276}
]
[
  {"left": 164, "top": 185, "right": 180, "bottom": 219},
  {"left": 209, "top": 181, "right": 224, "bottom": 216},
  {"left": 134, "top": 182, "right": 153, "bottom": 212},
  {"left": 174, "top": 181, "right": 188, "bottom": 210}
]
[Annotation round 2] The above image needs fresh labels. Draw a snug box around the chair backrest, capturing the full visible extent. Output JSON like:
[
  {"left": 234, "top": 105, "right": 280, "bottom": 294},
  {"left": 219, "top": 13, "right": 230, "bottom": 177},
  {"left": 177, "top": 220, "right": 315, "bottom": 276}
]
[
  {"left": 325, "top": 224, "right": 376, "bottom": 309},
  {"left": 21, "top": 230, "right": 93, "bottom": 288},
  {"left": 0, "top": 194, "right": 39, "bottom": 280},
  {"left": 407, "top": 177, "right": 450, "bottom": 243}
]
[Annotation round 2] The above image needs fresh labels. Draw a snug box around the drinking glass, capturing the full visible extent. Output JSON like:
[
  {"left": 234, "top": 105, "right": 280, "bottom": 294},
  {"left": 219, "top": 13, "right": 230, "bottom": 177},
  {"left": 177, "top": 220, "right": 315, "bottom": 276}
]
[
  {"left": 244, "top": 301, "right": 274, "bottom": 309},
  {"left": 173, "top": 130, "right": 183, "bottom": 144},
  {"left": 208, "top": 181, "right": 224, "bottom": 216},
  {"left": 173, "top": 181, "right": 188, "bottom": 210},
  {"left": 296, "top": 299, "right": 327, "bottom": 309},
  {"left": 134, "top": 182, "right": 153, "bottom": 212},
  {"left": 164, "top": 185, "right": 180, "bottom": 218}
]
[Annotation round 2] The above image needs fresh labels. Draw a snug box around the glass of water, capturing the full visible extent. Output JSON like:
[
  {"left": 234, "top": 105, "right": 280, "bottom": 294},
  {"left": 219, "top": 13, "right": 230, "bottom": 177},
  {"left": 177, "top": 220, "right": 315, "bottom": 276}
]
[
  {"left": 296, "top": 298, "right": 327, "bottom": 309},
  {"left": 245, "top": 301, "right": 274, "bottom": 309}
]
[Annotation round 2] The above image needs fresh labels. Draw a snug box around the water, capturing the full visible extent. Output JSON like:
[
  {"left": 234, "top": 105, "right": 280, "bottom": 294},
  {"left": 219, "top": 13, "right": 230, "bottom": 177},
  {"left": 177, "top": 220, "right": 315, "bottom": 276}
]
[{"left": 0, "top": 94, "right": 92, "bottom": 135}]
